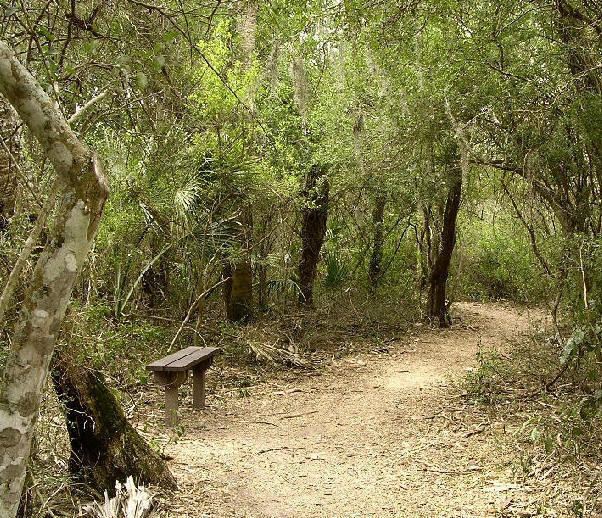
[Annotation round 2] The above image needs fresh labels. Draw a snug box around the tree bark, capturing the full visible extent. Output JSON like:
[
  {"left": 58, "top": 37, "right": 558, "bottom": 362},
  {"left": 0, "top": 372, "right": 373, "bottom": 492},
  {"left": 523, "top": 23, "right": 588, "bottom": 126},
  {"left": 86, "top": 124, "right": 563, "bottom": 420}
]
[
  {"left": 0, "top": 41, "right": 109, "bottom": 517},
  {"left": 368, "top": 195, "right": 386, "bottom": 289},
  {"left": 0, "top": 96, "right": 20, "bottom": 232},
  {"left": 256, "top": 211, "right": 275, "bottom": 311},
  {"left": 417, "top": 205, "right": 433, "bottom": 294},
  {"left": 225, "top": 259, "right": 253, "bottom": 322},
  {"left": 428, "top": 168, "right": 462, "bottom": 328},
  {"left": 220, "top": 0, "right": 257, "bottom": 323},
  {"left": 50, "top": 350, "right": 177, "bottom": 493},
  {"left": 223, "top": 204, "right": 253, "bottom": 322},
  {"left": 298, "top": 165, "right": 329, "bottom": 305}
]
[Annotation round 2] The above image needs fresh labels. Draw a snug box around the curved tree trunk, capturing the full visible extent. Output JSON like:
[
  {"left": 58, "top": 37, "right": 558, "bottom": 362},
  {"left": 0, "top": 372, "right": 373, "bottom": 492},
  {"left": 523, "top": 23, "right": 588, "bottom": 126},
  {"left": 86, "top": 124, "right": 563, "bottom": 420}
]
[
  {"left": 298, "top": 165, "right": 329, "bottom": 305},
  {"left": 0, "top": 41, "right": 109, "bottom": 517},
  {"left": 427, "top": 168, "right": 462, "bottom": 327},
  {"left": 50, "top": 350, "right": 176, "bottom": 492},
  {"left": 368, "top": 195, "right": 386, "bottom": 289}
]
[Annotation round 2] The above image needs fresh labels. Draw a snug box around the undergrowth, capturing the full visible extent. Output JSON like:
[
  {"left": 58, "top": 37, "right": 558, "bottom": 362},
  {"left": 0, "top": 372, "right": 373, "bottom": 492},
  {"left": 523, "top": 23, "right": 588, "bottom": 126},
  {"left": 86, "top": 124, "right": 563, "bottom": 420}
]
[
  {"left": 463, "top": 333, "right": 602, "bottom": 515},
  {"left": 22, "top": 287, "right": 418, "bottom": 517}
]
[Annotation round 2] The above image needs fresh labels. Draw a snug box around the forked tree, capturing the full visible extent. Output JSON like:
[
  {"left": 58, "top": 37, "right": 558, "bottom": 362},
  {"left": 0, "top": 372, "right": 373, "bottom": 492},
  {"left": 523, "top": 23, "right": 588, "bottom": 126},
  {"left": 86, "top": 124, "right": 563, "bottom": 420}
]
[
  {"left": 427, "top": 164, "right": 462, "bottom": 327},
  {"left": 0, "top": 39, "right": 109, "bottom": 516}
]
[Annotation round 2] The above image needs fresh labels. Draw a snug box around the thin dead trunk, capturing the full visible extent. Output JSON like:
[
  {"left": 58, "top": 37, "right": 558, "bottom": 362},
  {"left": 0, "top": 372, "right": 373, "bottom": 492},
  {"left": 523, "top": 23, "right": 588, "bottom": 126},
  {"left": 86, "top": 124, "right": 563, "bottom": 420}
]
[
  {"left": 428, "top": 168, "right": 462, "bottom": 328},
  {"left": 417, "top": 205, "right": 433, "bottom": 293},
  {"left": 298, "top": 165, "right": 329, "bottom": 305},
  {"left": 50, "top": 350, "right": 176, "bottom": 492},
  {"left": 368, "top": 195, "right": 386, "bottom": 289},
  {"left": 256, "top": 212, "right": 274, "bottom": 310},
  {"left": 0, "top": 41, "right": 109, "bottom": 517},
  {"left": 257, "top": 261, "right": 267, "bottom": 309}
]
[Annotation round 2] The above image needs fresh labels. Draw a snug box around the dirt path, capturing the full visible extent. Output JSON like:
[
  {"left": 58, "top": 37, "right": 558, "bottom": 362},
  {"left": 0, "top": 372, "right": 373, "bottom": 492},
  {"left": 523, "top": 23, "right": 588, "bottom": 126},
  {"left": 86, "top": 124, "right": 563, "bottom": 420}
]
[{"left": 157, "top": 303, "right": 552, "bottom": 518}]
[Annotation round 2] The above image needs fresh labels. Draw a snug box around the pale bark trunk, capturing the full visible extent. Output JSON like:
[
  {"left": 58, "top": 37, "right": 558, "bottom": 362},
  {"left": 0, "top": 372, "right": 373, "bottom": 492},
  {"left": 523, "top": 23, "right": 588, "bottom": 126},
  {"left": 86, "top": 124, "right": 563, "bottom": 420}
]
[
  {"left": 226, "top": 259, "right": 253, "bottom": 321},
  {"left": 0, "top": 41, "right": 109, "bottom": 517},
  {"left": 239, "top": 0, "right": 258, "bottom": 71},
  {"left": 223, "top": 204, "right": 254, "bottom": 323},
  {"left": 221, "top": 1, "right": 257, "bottom": 323}
]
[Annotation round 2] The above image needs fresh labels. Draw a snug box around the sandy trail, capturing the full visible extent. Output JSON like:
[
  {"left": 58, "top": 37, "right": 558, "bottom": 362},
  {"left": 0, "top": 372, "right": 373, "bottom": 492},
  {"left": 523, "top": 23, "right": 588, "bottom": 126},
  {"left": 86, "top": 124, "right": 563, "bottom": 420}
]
[{"left": 158, "top": 303, "right": 548, "bottom": 518}]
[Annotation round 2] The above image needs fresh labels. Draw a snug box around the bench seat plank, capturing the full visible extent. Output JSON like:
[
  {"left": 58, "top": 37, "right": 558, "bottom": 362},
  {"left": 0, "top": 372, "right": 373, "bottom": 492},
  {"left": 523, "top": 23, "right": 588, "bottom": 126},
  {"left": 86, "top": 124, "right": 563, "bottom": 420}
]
[
  {"left": 167, "top": 348, "right": 217, "bottom": 371},
  {"left": 146, "top": 346, "right": 198, "bottom": 370},
  {"left": 147, "top": 346, "right": 219, "bottom": 372}
]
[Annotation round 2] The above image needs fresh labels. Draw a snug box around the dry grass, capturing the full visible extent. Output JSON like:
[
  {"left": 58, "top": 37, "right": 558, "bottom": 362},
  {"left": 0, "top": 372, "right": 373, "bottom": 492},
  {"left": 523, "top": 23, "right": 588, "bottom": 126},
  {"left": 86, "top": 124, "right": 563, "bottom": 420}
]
[{"left": 462, "top": 333, "right": 602, "bottom": 516}]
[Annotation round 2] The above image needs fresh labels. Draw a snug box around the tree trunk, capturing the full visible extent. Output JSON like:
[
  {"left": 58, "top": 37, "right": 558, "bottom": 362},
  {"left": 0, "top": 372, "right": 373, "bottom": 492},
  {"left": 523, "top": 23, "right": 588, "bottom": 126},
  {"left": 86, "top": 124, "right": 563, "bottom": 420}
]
[
  {"left": 428, "top": 169, "right": 462, "bottom": 327},
  {"left": 223, "top": 205, "right": 253, "bottom": 322},
  {"left": 417, "top": 205, "right": 433, "bottom": 294},
  {"left": 298, "top": 165, "right": 329, "bottom": 305},
  {"left": 225, "top": 259, "right": 253, "bottom": 322},
  {"left": 368, "top": 195, "right": 386, "bottom": 289},
  {"left": 220, "top": 1, "right": 257, "bottom": 324},
  {"left": 0, "top": 96, "right": 19, "bottom": 232},
  {"left": 50, "top": 350, "right": 176, "bottom": 492},
  {"left": 0, "top": 41, "right": 109, "bottom": 517}
]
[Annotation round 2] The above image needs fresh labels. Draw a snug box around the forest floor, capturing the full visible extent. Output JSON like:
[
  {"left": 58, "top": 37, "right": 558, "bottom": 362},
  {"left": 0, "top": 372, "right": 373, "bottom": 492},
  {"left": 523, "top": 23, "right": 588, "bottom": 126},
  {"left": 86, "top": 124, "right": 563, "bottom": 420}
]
[{"left": 148, "top": 303, "right": 592, "bottom": 518}]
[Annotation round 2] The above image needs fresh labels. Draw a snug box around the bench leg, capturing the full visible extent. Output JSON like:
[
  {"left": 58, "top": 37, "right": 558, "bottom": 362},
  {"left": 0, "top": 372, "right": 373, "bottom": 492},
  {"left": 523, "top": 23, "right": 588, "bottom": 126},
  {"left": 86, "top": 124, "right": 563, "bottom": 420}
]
[
  {"left": 192, "top": 367, "right": 206, "bottom": 409},
  {"left": 154, "top": 371, "right": 186, "bottom": 426}
]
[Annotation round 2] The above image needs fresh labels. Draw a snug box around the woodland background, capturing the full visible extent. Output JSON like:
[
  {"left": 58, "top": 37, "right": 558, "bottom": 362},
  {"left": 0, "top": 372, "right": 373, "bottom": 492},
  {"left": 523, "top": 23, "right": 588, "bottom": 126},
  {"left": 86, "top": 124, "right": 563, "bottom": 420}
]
[{"left": 0, "top": 0, "right": 601, "bottom": 516}]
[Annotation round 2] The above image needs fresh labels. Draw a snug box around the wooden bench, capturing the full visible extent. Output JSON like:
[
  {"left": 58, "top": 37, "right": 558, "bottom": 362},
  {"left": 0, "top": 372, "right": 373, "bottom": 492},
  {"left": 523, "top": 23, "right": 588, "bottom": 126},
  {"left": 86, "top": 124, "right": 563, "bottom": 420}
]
[{"left": 147, "top": 346, "right": 219, "bottom": 425}]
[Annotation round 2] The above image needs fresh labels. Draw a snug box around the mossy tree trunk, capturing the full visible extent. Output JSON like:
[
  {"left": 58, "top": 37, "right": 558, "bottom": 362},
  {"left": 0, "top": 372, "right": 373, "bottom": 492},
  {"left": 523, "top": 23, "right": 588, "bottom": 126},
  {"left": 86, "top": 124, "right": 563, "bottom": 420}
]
[
  {"left": 223, "top": 204, "right": 254, "bottom": 322},
  {"left": 427, "top": 167, "right": 462, "bottom": 328},
  {"left": 50, "top": 350, "right": 177, "bottom": 492},
  {"left": 298, "top": 165, "right": 329, "bottom": 305},
  {"left": 0, "top": 41, "right": 109, "bottom": 517}
]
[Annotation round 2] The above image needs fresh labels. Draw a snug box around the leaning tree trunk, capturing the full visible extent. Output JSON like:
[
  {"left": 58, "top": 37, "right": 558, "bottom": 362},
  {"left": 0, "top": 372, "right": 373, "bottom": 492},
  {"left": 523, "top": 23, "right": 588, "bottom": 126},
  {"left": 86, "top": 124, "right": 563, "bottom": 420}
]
[
  {"left": 0, "top": 95, "right": 20, "bottom": 232},
  {"left": 368, "top": 194, "right": 386, "bottom": 289},
  {"left": 50, "top": 350, "right": 176, "bottom": 492},
  {"left": 428, "top": 169, "right": 462, "bottom": 328},
  {"left": 298, "top": 165, "right": 329, "bottom": 305},
  {"left": 0, "top": 41, "right": 109, "bottom": 517}
]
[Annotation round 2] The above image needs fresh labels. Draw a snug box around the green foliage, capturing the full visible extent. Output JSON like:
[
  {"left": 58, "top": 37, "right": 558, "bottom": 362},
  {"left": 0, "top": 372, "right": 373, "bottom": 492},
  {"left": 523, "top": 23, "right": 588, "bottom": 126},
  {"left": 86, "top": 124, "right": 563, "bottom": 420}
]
[
  {"left": 455, "top": 214, "right": 550, "bottom": 302},
  {"left": 323, "top": 249, "right": 349, "bottom": 288},
  {"left": 63, "top": 303, "right": 173, "bottom": 388},
  {"left": 463, "top": 348, "right": 511, "bottom": 405}
]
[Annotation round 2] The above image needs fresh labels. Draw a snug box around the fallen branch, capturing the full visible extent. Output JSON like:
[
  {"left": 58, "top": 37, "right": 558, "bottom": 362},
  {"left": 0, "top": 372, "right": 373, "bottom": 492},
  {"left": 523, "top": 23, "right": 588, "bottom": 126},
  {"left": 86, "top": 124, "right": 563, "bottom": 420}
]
[{"left": 280, "top": 410, "right": 318, "bottom": 419}]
